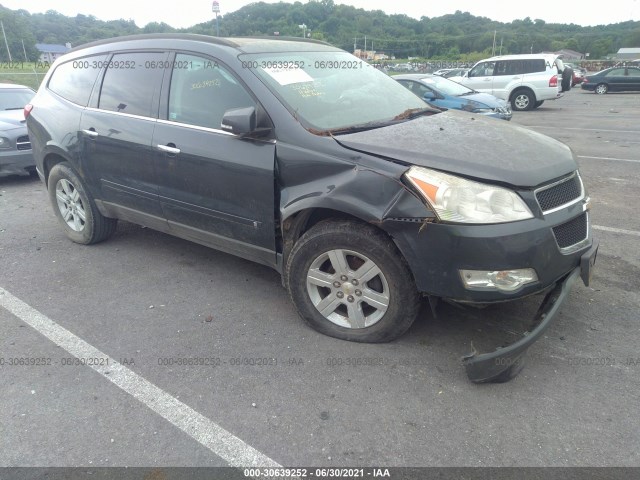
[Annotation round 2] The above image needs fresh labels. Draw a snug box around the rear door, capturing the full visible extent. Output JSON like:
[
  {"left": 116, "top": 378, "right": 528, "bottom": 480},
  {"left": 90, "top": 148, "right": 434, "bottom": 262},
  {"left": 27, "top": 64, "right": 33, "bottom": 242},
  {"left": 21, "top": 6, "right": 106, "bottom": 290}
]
[
  {"left": 603, "top": 68, "right": 627, "bottom": 91},
  {"left": 79, "top": 51, "right": 167, "bottom": 227},
  {"left": 152, "top": 53, "right": 277, "bottom": 267},
  {"left": 492, "top": 60, "right": 522, "bottom": 99}
]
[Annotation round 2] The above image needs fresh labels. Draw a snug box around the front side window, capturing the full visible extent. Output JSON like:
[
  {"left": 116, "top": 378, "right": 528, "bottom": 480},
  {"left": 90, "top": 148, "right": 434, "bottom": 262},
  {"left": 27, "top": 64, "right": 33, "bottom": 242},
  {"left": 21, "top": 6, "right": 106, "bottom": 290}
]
[
  {"left": 470, "top": 62, "right": 494, "bottom": 77},
  {"left": 168, "top": 54, "right": 255, "bottom": 130},
  {"left": 98, "top": 52, "right": 165, "bottom": 117},
  {"left": 48, "top": 55, "right": 107, "bottom": 106}
]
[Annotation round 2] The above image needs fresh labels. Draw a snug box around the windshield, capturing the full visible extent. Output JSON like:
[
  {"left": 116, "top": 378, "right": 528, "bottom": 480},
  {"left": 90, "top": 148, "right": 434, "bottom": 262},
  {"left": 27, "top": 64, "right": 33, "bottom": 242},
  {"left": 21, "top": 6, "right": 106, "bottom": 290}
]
[
  {"left": 418, "top": 75, "right": 474, "bottom": 97},
  {"left": 244, "top": 51, "right": 429, "bottom": 132},
  {"left": 0, "top": 88, "right": 35, "bottom": 110}
]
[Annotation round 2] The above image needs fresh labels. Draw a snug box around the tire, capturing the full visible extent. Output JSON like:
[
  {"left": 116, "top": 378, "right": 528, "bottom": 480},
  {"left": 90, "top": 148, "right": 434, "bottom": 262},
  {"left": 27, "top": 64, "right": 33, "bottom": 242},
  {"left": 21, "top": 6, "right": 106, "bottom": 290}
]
[
  {"left": 533, "top": 100, "right": 544, "bottom": 109},
  {"left": 48, "top": 162, "right": 117, "bottom": 244},
  {"left": 595, "top": 83, "right": 608, "bottom": 94},
  {"left": 285, "top": 220, "right": 420, "bottom": 343},
  {"left": 510, "top": 89, "right": 535, "bottom": 111}
]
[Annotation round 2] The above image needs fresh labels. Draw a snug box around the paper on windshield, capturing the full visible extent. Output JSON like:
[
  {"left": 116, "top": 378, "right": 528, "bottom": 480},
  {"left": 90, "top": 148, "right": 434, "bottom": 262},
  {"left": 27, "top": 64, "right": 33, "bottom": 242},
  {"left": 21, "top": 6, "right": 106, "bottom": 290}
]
[{"left": 262, "top": 66, "right": 314, "bottom": 85}]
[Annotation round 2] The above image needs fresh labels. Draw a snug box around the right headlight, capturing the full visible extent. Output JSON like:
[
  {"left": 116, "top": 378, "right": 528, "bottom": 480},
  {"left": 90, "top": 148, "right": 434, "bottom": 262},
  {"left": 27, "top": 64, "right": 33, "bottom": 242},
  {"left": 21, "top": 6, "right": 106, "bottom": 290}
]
[
  {"left": 0, "top": 137, "right": 11, "bottom": 149},
  {"left": 404, "top": 166, "right": 534, "bottom": 224}
]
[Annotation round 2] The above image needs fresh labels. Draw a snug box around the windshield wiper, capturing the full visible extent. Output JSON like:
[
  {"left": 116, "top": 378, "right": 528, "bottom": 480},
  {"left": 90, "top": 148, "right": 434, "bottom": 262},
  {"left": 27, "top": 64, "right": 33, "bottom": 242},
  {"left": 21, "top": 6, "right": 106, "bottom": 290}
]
[
  {"left": 310, "top": 107, "right": 439, "bottom": 136},
  {"left": 317, "top": 119, "right": 401, "bottom": 136},
  {"left": 5, "top": 107, "right": 23, "bottom": 110},
  {"left": 392, "top": 106, "right": 439, "bottom": 120}
]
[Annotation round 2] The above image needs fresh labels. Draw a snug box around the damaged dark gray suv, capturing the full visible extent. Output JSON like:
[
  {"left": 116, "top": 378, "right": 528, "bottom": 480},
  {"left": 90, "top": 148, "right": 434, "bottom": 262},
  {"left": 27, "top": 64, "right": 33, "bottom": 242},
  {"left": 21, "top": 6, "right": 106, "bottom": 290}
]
[{"left": 26, "top": 34, "right": 598, "bottom": 382}]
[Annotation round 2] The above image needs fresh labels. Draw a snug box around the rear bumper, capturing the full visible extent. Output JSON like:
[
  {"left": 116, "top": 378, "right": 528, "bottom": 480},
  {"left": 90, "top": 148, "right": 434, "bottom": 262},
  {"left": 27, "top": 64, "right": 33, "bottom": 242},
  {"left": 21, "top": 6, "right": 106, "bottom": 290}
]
[{"left": 463, "top": 239, "right": 598, "bottom": 383}]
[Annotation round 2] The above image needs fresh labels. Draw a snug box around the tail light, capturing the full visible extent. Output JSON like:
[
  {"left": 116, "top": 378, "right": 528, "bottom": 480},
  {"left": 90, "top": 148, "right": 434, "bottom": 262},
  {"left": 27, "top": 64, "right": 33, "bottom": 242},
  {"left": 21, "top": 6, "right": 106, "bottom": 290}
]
[
  {"left": 582, "top": 78, "right": 588, "bottom": 84},
  {"left": 24, "top": 104, "right": 33, "bottom": 119},
  {"left": 549, "top": 75, "right": 558, "bottom": 87}
]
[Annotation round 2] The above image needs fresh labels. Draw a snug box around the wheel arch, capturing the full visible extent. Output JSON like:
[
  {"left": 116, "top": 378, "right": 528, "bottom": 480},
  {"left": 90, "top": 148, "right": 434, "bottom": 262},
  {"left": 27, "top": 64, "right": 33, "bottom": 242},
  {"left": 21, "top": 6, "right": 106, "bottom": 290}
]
[{"left": 509, "top": 86, "right": 536, "bottom": 103}]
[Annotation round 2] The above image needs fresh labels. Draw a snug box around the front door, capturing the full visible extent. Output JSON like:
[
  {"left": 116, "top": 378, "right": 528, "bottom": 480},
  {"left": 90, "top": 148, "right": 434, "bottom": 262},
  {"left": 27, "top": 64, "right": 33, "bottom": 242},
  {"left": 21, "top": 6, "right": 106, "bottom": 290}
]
[{"left": 153, "top": 53, "right": 277, "bottom": 267}]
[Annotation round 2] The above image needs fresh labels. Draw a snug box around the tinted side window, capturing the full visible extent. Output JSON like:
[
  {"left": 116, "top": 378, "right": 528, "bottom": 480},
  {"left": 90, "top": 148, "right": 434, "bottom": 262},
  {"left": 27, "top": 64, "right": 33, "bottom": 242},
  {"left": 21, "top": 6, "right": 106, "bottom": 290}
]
[
  {"left": 48, "top": 55, "right": 107, "bottom": 106},
  {"left": 626, "top": 68, "right": 640, "bottom": 77},
  {"left": 605, "top": 68, "right": 626, "bottom": 76},
  {"left": 168, "top": 54, "right": 255, "bottom": 130},
  {"left": 495, "top": 60, "right": 525, "bottom": 76},
  {"left": 469, "top": 62, "right": 494, "bottom": 77},
  {"left": 98, "top": 52, "right": 165, "bottom": 117},
  {"left": 522, "top": 59, "right": 546, "bottom": 74}
]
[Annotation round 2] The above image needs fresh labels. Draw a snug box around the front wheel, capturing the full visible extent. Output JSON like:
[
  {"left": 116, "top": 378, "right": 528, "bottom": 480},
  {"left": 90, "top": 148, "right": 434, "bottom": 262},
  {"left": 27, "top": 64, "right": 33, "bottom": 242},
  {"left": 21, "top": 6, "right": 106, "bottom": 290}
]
[
  {"left": 595, "top": 83, "right": 608, "bottom": 94},
  {"left": 48, "top": 162, "right": 117, "bottom": 244},
  {"left": 285, "top": 220, "right": 420, "bottom": 343}
]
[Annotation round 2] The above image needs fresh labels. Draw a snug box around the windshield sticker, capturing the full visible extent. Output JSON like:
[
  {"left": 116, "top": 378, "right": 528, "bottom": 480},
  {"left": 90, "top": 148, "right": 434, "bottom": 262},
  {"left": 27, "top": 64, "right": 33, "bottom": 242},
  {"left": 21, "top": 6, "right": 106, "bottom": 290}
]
[
  {"left": 262, "top": 66, "right": 314, "bottom": 85},
  {"left": 291, "top": 83, "right": 323, "bottom": 97}
]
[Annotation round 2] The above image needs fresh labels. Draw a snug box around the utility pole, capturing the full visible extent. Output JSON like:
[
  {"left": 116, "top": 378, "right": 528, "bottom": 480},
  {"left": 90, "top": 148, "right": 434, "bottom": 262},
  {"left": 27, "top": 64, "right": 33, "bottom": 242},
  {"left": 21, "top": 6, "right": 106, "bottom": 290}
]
[
  {"left": 491, "top": 30, "right": 496, "bottom": 56},
  {"left": 212, "top": 1, "right": 220, "bottom": 37},
  {"left": 499, "top": 37, "right": 503, "bottom": 55},
  {"left": 22, "top": 39, "right": 29, "bottom": 61},
  {"left": 364, "top": 35, "right": 367, "bottom": 54},
  {"left": 354, "top": 37, "right": 357, "bottom": 53},
  {"left": 1, "top": 21, "right": 12, "bottom": 62}
]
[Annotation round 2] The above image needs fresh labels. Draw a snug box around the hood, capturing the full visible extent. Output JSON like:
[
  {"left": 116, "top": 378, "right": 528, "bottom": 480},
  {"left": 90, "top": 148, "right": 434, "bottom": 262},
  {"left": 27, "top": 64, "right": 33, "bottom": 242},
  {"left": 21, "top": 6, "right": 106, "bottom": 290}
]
[
  {"left": 460, "top": 92, "right": 507, "bottom": 109},
  {"left": 0, "top": 110, "right": 27, "bottom": 131},
  {"left": 335, "top": 110, "right": 576, "bottom": 187}
]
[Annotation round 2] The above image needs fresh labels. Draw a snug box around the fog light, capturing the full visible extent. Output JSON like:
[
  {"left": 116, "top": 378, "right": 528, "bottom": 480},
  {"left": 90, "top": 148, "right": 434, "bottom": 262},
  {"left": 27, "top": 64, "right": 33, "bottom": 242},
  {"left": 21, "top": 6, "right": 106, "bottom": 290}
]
[{"left": 460, "top": 268, "right": 538, "bottom": 292}]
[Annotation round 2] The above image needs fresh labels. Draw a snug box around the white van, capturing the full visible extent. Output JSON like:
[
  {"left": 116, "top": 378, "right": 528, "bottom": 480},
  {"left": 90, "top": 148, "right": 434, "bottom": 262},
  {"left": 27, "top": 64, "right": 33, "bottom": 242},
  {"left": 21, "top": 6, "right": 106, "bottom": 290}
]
[{"left": 454, "top": 54, "right": 563, "bottom": 111}]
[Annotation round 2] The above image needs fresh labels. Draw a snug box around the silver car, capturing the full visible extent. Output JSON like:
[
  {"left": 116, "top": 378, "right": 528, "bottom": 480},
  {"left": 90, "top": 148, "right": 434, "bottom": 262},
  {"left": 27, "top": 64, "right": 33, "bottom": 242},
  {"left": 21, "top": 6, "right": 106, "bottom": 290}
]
[{"left": 0, "top": 83, "right": 35, "bottom": 177}]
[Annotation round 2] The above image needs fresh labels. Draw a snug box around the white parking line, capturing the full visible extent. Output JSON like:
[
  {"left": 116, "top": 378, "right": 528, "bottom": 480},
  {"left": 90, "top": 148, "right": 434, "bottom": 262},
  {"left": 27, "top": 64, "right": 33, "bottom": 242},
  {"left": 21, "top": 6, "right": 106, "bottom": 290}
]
[
  {"left": 526, "top": 126, "right": 640, "bottom": 134},
  {"left": 0, "top": 287, "right": 280, "bottom": 468},
  {"left": 577, "top": 155, "right": 640, "bottom": 164},
  {"left": 593, "top": 225, "right": 640, "bottom": 237}
]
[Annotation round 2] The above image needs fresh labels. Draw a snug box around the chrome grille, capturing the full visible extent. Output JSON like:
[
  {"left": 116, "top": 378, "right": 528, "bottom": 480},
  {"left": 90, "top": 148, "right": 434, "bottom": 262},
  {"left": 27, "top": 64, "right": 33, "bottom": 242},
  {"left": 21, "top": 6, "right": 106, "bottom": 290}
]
[
  {"left": 16, "top": 135, "right": 31, "bottom": 151},
  {"left": 553, "top": 212, "right": 588, "bottom": 252},
  {"left": 536, "top": 173, "right": 583, "bottom": 213}
]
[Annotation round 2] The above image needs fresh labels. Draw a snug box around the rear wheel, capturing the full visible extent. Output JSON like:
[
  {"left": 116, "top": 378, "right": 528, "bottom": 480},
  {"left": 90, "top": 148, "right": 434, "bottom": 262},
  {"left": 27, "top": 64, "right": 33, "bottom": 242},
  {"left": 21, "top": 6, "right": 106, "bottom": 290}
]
[
  {"left": 285, "top": 220, "right": 420, "bottom": 343},
  {"left": 595, "top": 83, "right": 608, "bottom": 94},
  {"left": 510, "top": 89, "right": 535, "bottom": 111},
  {"left": 48, "top": 162, "right": 117, "bottom": 244},
  {"left": 533, "top": 100, "right": 545, "bottom": 109}
]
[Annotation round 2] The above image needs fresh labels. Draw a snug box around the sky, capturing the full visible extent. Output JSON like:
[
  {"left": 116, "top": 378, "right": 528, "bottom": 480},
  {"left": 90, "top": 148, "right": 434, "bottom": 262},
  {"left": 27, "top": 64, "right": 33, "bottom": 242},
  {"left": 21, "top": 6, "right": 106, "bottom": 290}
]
[{"left": 1, "top": 0, "right": 638, "bottom": 28}]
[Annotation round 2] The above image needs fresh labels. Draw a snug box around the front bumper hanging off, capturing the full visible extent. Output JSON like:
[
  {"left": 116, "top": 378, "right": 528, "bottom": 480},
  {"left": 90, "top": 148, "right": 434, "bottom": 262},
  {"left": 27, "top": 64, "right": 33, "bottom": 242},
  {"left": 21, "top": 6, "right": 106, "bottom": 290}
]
[{"left": 463, "top": 240, "right": 599, "bottom": 383}]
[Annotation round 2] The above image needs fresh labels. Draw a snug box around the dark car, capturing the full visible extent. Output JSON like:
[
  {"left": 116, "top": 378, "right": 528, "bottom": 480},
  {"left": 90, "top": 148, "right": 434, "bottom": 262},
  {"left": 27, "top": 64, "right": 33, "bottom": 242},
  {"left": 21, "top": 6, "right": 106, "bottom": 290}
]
[
  {"left": 0, "top": 83, "right": 36, "bottom": 177},
  {"left": 394, "top": 73, "right": 512, "bottom": 120},
  {"left": 581, "top": 66, "right": 640, "bottom": 94},
  {"left": 26, "top": 34, "right": 598, "bottom": 382}
]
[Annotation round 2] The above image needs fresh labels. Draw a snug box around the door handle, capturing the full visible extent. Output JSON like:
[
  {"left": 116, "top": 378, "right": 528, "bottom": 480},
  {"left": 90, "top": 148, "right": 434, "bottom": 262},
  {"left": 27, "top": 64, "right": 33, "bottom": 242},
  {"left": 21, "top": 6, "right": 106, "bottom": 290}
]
[
  {"left": 82, "top": 129, "right": 98, "bottom": 138},
  {"left": 157, "top": 144, "right": 181, "bottom": 155}
]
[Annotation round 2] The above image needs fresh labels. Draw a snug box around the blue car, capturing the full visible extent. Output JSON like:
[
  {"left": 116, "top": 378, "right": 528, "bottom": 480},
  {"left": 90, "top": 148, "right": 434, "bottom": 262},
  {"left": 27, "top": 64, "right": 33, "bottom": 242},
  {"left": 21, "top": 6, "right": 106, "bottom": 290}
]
[{"left": 395, "top": 73, "right": 512, "bottom": 120}]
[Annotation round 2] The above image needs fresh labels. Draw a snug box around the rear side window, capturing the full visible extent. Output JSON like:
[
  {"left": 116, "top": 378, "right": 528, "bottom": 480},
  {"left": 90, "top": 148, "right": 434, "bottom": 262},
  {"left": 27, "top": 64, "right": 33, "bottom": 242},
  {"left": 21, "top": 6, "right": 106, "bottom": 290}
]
[
  {"left": 522, "top": 59, "right": 546, "bottom": 74},
  {"left": 98, "top": 52, "right": 165, "bottom": 117},
  {"left": 48, "top": 55, "right": 107, "bottom": 106},
  {"left": 168, "top": 53, "right": 255, "bottom": 130}
]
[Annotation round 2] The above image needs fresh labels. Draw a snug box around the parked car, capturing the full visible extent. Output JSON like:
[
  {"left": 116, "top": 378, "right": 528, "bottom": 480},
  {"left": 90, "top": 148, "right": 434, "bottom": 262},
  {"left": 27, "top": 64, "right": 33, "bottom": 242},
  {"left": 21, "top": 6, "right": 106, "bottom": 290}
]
[
  {"left": 440, "top": 68, "right": 469, "bottom": 79},
  {"left": 453, "top": 54, "right": 563, "bottom": 111},
  {"left": 0, "top": 83, "right": 36, "bottom": 177},
  {"left": 563, "top": 63, "right": 585, "bottom": 85},
  {"left": 26, "top": 34, "right": 597, "bottom": 383},
  {"left": 581, "top": 66, "right": 640, "bottom": 94},
  {"left": 395, "top": 73, "right": 512, "bottom": 120}
]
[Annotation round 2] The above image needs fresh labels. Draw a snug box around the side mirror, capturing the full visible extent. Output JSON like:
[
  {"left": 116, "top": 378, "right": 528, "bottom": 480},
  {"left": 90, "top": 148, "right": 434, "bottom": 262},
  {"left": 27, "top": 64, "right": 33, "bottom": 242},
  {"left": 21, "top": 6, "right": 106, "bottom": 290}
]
[
  {"left": 423, "top": 91, "right": 436, "bottom": 101},
  {"left": 221, "top": 107, "right": 256, "bottom": 135}
]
